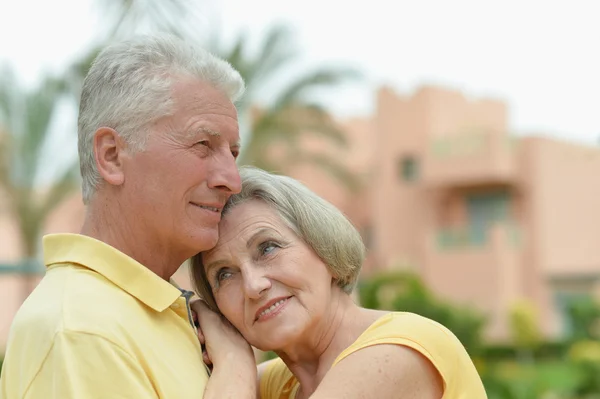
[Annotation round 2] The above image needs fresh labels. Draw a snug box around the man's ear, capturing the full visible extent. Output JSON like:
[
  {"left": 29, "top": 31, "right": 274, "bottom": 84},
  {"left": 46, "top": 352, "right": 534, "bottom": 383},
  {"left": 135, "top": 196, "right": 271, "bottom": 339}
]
[{"left": 93, "top": 127, "right": 126, "bottom": 186}]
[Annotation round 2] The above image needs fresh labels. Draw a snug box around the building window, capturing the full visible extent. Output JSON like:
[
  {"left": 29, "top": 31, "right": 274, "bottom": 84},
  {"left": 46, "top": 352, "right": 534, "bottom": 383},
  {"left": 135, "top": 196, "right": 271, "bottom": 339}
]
[
  {"left": 466, "top": 191, "right": 510, "bottom": 245},
  {"left": 398, "top": 156, "right": 419, "bottom": 182}
]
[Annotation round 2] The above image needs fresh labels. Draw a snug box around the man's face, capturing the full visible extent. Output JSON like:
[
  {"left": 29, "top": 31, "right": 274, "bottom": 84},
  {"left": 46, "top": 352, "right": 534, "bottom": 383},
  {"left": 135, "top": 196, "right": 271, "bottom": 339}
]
[{"left": 122, "top": 77, "right": 242, "bottom": 256}]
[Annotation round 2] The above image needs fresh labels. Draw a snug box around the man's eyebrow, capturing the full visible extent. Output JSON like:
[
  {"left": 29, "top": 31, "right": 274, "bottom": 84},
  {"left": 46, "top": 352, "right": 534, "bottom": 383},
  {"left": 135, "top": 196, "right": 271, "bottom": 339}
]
[
  {"left": 187, "top": 127, "right": 241, "bottom": 147},
  {"left": 184, "top": 127, "right": 220, "bottom": 138},
  {"left": 199, "top": 127, "right": 220, "bottom": 137}
]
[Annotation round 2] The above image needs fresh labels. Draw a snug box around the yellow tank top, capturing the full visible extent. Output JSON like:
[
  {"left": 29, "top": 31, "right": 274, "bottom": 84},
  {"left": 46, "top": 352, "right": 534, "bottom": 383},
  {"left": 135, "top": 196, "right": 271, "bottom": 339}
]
[{"left": 259, "top": 312, "right": 487, "bottom": 398}]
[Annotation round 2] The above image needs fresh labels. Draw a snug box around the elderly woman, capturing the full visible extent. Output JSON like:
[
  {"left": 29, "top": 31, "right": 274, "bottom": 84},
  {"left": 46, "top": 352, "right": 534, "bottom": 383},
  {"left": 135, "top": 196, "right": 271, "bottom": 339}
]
[{"left": 191, "top": 167, "right": 486, "bottom": 399}]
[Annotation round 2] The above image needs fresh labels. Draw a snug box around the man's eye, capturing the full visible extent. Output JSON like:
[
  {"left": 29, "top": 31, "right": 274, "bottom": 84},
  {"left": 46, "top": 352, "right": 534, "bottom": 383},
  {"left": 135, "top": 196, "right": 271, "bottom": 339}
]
[
  {"left": 196, "top": 140, "right": 209, "bottom": 147},
  {"left": 231, "top": 149, "right": 239, "bottom": 158}
]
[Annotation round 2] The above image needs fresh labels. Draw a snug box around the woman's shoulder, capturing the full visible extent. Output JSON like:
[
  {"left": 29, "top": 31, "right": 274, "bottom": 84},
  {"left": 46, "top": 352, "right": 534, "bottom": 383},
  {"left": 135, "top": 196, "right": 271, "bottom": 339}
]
[
  {"left": 372, "top": 311, "right": 461, "bottom": 340},
  {"left": 339, "top": 311, "right": 464, "bottom": 360},
  {"left": 334, "top": 310, "right": 485, "bottom": 395}
]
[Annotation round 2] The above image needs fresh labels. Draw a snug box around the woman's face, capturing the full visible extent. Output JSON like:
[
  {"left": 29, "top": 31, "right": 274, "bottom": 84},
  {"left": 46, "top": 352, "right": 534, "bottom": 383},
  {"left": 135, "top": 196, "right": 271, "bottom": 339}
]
[{"left": 201, "top": 199, "right": 337, "bottom": 351}]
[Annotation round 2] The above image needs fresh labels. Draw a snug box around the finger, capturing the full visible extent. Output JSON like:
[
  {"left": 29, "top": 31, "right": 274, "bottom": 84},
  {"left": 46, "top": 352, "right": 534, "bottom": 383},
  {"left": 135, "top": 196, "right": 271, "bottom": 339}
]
[
  {"left": 191, "top": 299, "right": 208, "bottom": 317},
  {"left": 203, "top": 351, "right": 212, "bottom": 366},
  {"left": 197, "top": 330, "right": 205, "bottom": 344},
  {"left": 192, "top": 299, "right": 220, "bottom": 326}
]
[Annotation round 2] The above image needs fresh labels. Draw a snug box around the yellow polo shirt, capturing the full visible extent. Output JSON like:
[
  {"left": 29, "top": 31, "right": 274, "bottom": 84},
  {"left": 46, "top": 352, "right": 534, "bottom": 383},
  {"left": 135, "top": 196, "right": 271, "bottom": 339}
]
[{"left": 0, "top": 233, "right": 208, "bottom": 398}]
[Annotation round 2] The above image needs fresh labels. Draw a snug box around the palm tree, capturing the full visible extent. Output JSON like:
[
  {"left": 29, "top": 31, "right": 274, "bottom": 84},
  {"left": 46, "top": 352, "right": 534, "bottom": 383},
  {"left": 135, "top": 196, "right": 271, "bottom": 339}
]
[
  {"left": 211, "top": 25, "right": 361, "bottom": 190},
  {"left": 0, "top": 68, "right": 79, "bottom": 299},
  {"left": 93, "top": 0, "right": 198, "bottom": 40},
  {"left": 0, "top": 1, "right": 202, "bottom": 301},
  {"left": 83, "top": 3, "right": 361, "bottom": 188},
  {"left": 67, "top": 0, "right": 198, "bottom": 94}
]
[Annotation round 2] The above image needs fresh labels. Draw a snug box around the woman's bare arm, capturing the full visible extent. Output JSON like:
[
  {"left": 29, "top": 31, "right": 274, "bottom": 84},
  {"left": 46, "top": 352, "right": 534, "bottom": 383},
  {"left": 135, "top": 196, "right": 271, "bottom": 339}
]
[{"left": 309, "top": 344, "right": 443, "bottom": 399}]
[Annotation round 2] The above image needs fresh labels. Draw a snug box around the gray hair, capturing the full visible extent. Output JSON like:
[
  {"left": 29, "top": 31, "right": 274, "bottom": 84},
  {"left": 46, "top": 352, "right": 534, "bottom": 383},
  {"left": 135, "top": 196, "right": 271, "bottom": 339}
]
[
  {"left": 78, "top": 34, "right": 245, "bottom": 203},
  {"left": 191, "top": 166, "right": 366, "bottom": 311}
]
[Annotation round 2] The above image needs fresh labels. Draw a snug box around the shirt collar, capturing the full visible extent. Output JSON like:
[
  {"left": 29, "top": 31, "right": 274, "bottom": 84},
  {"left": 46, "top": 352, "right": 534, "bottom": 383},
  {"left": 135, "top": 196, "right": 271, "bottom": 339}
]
[{"left": 43, "top": 233, "right": 183, "bottom": 312}]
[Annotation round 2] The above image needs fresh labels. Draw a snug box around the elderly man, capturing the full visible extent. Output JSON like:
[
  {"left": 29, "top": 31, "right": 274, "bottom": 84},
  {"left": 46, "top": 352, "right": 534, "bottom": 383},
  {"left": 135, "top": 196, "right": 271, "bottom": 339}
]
[{"left": 0, "top": 35, "right": 255, "bottom": 398}]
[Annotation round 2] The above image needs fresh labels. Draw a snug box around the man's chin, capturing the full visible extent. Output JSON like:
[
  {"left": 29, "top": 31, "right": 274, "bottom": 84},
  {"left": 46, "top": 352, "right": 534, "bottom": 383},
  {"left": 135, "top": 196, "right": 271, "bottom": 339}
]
[{"left": 192, "top": 228, "right": 220, "bottom": 252}]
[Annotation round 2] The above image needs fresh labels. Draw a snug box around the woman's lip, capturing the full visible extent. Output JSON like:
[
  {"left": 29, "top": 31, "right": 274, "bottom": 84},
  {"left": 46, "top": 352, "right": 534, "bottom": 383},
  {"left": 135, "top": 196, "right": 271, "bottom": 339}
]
[{"left": 254, "top": 296, "right": 292, "bottom": 322}]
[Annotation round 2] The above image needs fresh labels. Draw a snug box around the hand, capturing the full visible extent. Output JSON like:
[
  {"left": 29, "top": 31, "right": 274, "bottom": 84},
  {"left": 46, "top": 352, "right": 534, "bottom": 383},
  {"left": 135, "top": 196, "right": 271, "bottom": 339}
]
[
  {"left": 191, "top": 299, "right": 255, "bottom": 369},
  {"left": 192, "top": 300, "right": 258, "bottom": 399}
]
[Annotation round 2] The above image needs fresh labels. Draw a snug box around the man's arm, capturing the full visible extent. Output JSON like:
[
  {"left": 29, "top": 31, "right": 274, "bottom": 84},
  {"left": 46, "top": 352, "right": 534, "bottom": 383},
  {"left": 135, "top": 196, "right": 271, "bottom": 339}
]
[
  {"left": 26, "top": 330, "right": 157, "bottom": 399},
  {"left": 310, "top": 344, "right": 443, "bottom": 399}
]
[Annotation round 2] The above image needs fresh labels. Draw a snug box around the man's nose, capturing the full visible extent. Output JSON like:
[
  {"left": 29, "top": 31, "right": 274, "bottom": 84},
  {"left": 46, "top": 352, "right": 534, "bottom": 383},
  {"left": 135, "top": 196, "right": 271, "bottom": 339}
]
[{"left": 208, "top": 151, "right": 242, "bottom": 194}]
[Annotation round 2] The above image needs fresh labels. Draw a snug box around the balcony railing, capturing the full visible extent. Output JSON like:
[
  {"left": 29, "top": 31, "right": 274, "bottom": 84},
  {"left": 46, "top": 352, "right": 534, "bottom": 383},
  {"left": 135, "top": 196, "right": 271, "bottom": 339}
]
[
  {"left": 0, "top": 259, "right": 44, "bottom": 275},
  {"left": 436, "top": 222, "right": 522, "bottom": 250}
]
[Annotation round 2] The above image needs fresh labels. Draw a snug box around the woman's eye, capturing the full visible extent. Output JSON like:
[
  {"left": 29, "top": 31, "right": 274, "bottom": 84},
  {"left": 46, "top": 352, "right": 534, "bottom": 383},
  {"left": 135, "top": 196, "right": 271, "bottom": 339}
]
[
  {"left": 259, "top": 241, "right": 279, "bottom": 256},
  {"left": 216, "top": 269, "right": 232, "bottom": 282}
]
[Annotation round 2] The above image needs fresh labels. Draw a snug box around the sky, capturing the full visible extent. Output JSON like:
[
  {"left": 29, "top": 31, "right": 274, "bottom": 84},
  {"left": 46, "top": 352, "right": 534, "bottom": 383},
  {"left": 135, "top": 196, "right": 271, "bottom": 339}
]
[{"left": 0, "top": 0, "right": 599, "bottom": 146}]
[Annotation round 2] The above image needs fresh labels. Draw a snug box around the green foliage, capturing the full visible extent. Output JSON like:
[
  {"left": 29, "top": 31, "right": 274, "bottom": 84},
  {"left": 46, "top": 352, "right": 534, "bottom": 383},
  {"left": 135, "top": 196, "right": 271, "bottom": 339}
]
[
  {"left": 564, "top": 296, "right": 600, "bottom": 341},
  {"left": 261, "top": 351, "right": 279, "bottom": 362},
  {"left": 481, "top": 340, "right": 568, "bottom": 362},
  {"left": 481, "top": 360, "right": 580, "bottom": 399},
  {"left": 0, "top": 68, "right": 79, "bottom": 259},
  {"left": 73, "top": 17, "right": 362, "bottom": 192},
  {"left": 358, "top": 271, "right": 486, "bottom": 355},
  {"left": 568, "top": 340, "right": 600, "bottom": 396},
  {"left": 93, "top": 0, "right": 195, "bottom": 39},
  {"left": 508, "top": 299, "right": 542, "bottom": 358},
  {"left": 211, "top": 25, "right": 361, "bottom": 191}
]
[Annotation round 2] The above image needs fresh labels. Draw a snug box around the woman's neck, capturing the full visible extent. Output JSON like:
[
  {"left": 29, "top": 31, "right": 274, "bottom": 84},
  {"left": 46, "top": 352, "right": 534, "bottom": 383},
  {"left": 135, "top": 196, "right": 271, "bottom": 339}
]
[{"left": 276, "top": 296, "right": 379, "bottom": 398}]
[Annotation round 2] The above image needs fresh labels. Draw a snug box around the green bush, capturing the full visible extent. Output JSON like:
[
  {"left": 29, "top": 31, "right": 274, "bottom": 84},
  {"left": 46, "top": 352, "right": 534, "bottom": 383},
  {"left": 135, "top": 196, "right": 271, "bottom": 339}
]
[
  {"left": 481, "top": 340, "right": 568, "bottom": 362},
  {"left": 481, "top": 360, "right": 582, "bottom": 399},
  {"left": 564, "top": 296, "right": 600, "bottom": 341},
  {"left": 568, "top": 340, "right": 600, "bottom": 396}
]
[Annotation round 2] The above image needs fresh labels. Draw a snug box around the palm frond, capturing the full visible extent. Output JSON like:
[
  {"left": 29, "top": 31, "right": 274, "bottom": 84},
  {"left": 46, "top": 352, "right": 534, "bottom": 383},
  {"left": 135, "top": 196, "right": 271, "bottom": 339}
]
[
  {"left": 289, "top": 151, "right": 361, "bottom": 193},
  {"left": 0, "top": 65, "right": 16, "bottom": 122},
  {"left": 16, "top": 77, "right": 63, "bottom": 191},
  {"left": 249, "top": 103, "right": 348, "bottom": 150},
  {"left": 0, "top": 130, "right": 13, "bottom": 195},
  {"left": 37, "top": 165, "right": 79, "bottom": 219},
  {"left": 219, "top": 33, "right": 251, "bottom": 82},
  {"left": 271, "top": 67, "right": 360, "bottom": 112},
  {"left": 94, "top": 0, "right": 193, "bottom": 39},
  {"left": 67, "top": 46, "right": 102, "bottom": 91},
  {"left": 249, "top": 25, "right": 296, "bottom": 84},
  {"left": 13, "top": 185, "right": 40, "bottom": 256}
]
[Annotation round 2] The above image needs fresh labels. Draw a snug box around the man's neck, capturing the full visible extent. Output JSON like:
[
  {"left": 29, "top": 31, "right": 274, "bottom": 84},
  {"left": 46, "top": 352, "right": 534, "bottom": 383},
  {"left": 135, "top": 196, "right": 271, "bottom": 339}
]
[{"left": 80, "top": 201, "right": 184, "bottom": 281}]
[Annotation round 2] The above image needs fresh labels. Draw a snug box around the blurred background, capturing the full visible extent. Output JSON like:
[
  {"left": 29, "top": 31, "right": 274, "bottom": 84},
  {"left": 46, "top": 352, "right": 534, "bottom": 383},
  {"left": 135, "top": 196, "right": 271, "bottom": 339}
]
[{"left": 1, "top": 0, "right": 600, "bottom": 397}]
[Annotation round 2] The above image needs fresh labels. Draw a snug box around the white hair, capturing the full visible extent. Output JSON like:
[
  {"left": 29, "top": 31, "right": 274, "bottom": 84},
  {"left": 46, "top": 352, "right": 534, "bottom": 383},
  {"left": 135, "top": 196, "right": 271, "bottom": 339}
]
[{"left": 77, "top": 34, "right": 245, "bottom": 203}]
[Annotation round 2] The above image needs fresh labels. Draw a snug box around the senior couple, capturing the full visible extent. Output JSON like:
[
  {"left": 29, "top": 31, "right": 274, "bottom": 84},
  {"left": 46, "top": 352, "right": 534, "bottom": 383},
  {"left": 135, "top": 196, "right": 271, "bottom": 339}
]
[{"left": 0, "top": 35, "right": 486, "bottom": 398}]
